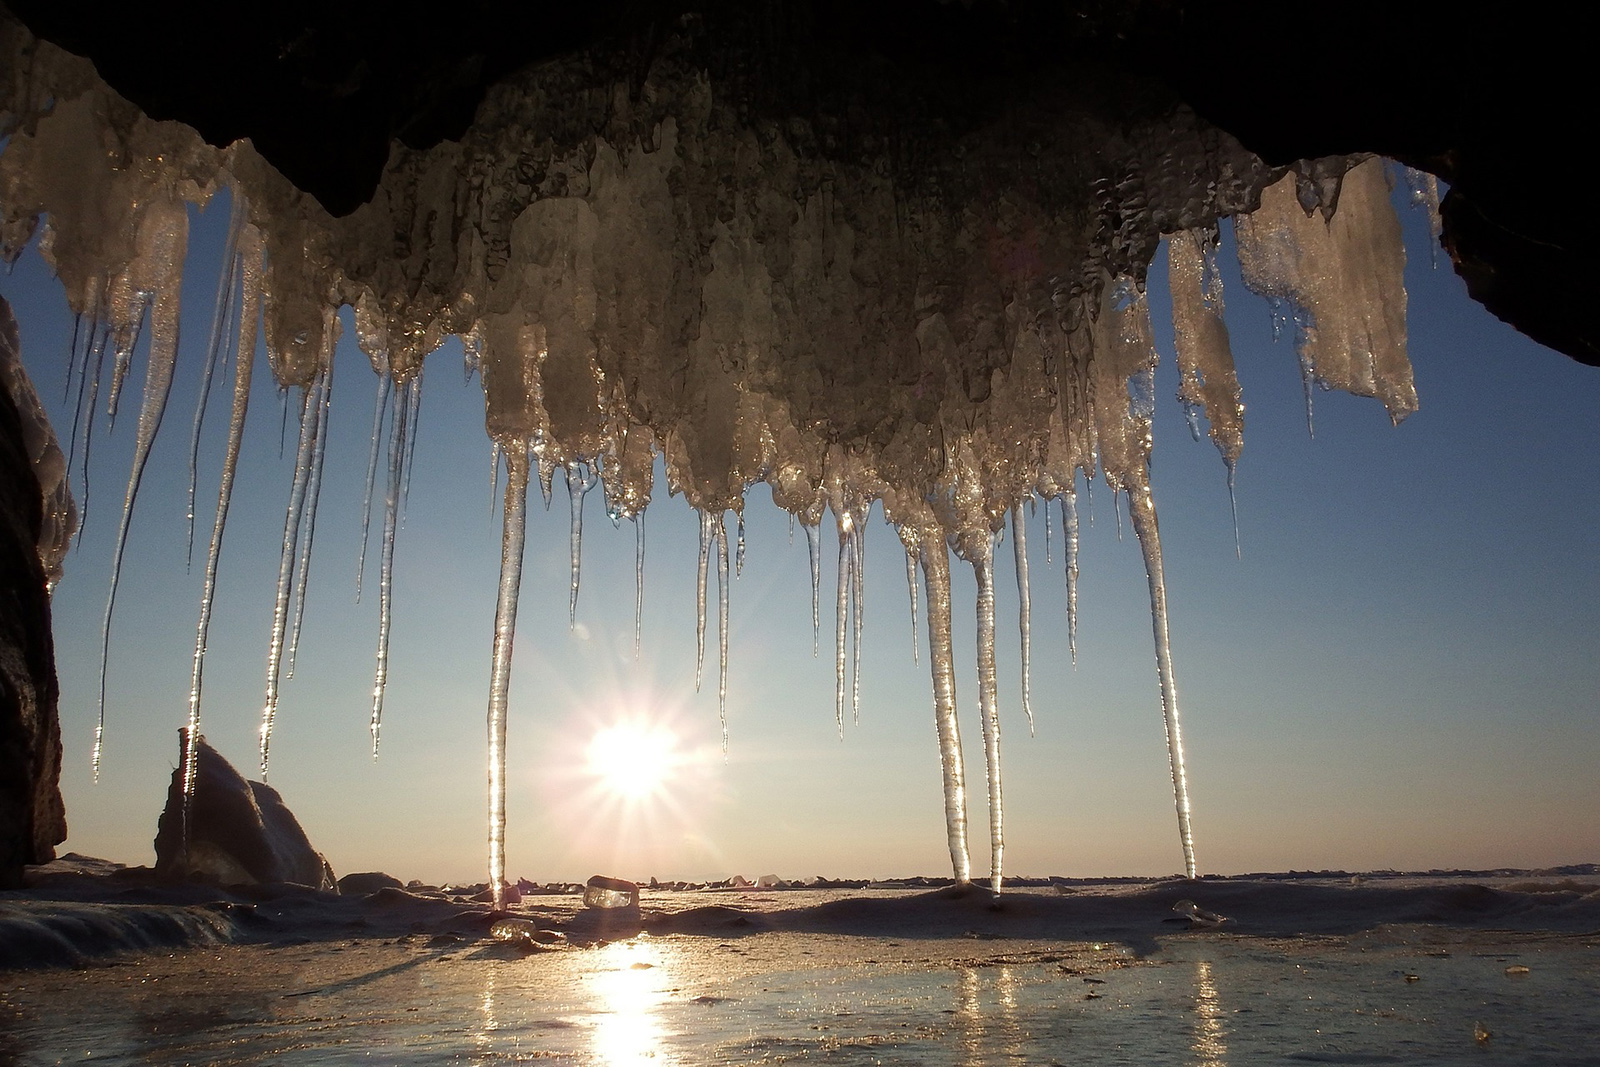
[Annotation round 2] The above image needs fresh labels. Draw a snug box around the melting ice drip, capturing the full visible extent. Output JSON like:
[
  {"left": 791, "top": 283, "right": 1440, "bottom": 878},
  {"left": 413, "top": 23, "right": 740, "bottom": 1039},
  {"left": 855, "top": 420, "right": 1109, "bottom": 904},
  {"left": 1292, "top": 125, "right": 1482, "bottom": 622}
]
[{"left": 0, "top": 25, "right": 1424, "bottom": 895}]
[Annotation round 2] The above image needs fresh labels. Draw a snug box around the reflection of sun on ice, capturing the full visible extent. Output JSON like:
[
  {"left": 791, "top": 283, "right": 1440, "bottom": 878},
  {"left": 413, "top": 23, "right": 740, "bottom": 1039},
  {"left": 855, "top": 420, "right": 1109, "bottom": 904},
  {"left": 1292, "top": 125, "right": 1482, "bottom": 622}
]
[{"left": 587, "top": 723, "right": 679, "bottom": 802}]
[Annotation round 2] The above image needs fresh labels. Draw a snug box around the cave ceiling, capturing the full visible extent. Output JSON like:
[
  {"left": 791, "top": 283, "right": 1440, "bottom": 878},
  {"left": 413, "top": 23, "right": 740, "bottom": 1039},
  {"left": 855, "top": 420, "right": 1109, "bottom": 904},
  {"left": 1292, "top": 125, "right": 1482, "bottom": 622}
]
[{"left": 6, "top": 0, "right": 1592, "bottom": 368}]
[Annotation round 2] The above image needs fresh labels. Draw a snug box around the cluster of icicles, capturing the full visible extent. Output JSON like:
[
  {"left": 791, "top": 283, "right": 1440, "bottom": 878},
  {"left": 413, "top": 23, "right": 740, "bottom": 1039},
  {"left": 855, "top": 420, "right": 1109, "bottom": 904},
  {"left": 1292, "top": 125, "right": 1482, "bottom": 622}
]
[
  {"left": 0, "top": 32, "right": 1435, "bottom": 896},
  {"left": 12, "top": 161, "right": 1431, "bottom": 905}
]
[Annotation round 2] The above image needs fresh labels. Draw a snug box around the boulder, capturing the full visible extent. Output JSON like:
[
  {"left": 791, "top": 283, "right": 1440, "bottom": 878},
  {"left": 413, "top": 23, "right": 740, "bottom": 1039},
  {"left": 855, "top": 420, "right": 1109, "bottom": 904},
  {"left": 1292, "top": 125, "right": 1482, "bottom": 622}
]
[
  {"left": 153, "top": 732, "right": 336, "bottom": 891},
  {"left": 337, "top": 871, "right": 404, "bottom": 896}
]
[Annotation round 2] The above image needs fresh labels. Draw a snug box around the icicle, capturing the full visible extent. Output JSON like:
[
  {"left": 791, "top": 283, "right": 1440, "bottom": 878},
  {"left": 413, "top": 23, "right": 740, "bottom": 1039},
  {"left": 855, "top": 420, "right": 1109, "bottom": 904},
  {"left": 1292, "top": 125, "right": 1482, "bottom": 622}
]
[
  {"left": 1011, "top": 505, "right": 1034, "bottom": 736},
  {"left": 285, "top": 362, "right": 333, "bottom": 679},
  {"left": 185, "top": 228, "right": 261, "bottom": 823},
  {"left": 104, "top": 300, "right": 143, "bottom": 427},
  {"left": 185, "top": 194, "right": 245, "bottom": 566},
  {"left": 921, "top": 540, "right": 972, "bottom": 885},
  {"left": 805, "top": 521, "right": 821, "bottom": 658},
  {"left": 851, "top": 514, "right": 865, "bottom": 726},
  {"left": 355, "top": 373, "right": 391, "bottom": 602},
  {"left": 488, "top": 440, "right": 502, "bottom": 518},
  {"left": 834, "top": 511, "right": 852, "bottom": 737},
  {"left": 537, "top": 451, "right": 554, "bottom": 509},
  {"left": 1126, "top": 478, "right": 1199, "bottom": 880},
  {"left": 735, "top": 513, "right": 746, "bottom": 577},
  {"left": 370, "top": 373, "right": 416, "bottom": 758},
  {"left": 259, "top": 385, "right": 319, "bottom": 775},
  {"left": 63, "top": 312, "right": 83, "bottom": 405},
  {"left": 278, "top": 387, "right": 290, "bottom": 459},
  {"left": 399, "top": 362, "right": 425, "bottom": 525},
  {"left": 695, "top": 509, "right": 712, "bottom": 690},
  {"left": 1044, "top": 497, "right": 1053, "bottom": 566},
  {"left": 715, "top": 512, "right": 730, "bottom": 751},
  {"left": 904, "top": 541, "right": 920, "bottom": 665},
  {"left": 71, "top": 327, "right": 107, "bottom": 542},
  {"left": 566, "top": 462, "right": 598, "bottom": 626},
  {"left": 788, "top": 512, "right": 795, "bottom": 545},
  {"left": 1062, "top": 490, "right": 1080, "bottom": 666},
  {"left": 1228, "top": 466, "right": 1241, "bottom": 560},
  {"left": 1403, "top": 166, "right": 1443, "bottom": 268},
  {"left": 1235, "top": 160, "right": 1415, "bottom": 424},
  {"left": 93, "top": 205, "right": 187, "bottom": 781},
  {"left": 971, "top": 539, "right": 1005, "bottom": 894},
  {"left": 62, "top": 308, "right": 92, "bottom": 497},
  {"left": 633, "top": 511, "right": 645, "bottom": 659},
  {"left": 1167, "top": 228, "right": 1244, "bottom": 497},
  {"left": 487, "top": 446, "right": 531, "bottom": 911}
]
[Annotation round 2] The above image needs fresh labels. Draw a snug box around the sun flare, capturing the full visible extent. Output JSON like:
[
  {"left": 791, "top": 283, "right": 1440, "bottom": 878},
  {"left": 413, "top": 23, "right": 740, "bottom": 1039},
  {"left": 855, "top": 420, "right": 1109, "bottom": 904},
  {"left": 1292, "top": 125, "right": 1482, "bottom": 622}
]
[{"left": 587, "top": 724, "right": 678, "bottom": 801}]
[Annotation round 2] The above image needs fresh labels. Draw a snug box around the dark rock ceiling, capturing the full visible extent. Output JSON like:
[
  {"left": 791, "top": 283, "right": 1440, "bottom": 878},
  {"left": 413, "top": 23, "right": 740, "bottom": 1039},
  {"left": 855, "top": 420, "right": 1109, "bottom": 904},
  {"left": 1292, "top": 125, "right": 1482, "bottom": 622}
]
[{"left": 5, "top": 0, "right": 1595, "bottom": 366}]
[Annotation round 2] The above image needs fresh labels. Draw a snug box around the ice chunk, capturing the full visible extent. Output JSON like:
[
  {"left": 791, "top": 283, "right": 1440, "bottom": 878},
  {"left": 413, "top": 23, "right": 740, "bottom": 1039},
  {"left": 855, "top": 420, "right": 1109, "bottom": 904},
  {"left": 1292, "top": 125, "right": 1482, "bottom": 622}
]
[{"left": 1235, "top": 158, "right": 1416, "bottom": 423}]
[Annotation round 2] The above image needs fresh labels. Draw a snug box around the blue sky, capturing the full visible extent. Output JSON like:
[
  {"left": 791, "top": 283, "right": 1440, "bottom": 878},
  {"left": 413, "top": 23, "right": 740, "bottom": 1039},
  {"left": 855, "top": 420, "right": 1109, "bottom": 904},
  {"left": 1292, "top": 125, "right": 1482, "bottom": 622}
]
[{"left": 4, "top": 176, "right": 1597, "bottom": 884}]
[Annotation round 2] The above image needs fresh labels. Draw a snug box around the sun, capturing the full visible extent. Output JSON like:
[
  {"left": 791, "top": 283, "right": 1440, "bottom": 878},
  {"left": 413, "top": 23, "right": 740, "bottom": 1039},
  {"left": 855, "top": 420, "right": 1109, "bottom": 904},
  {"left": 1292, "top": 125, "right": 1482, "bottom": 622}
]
[{"left": 586, "top": 723, "right": 679, "bottom": 802}]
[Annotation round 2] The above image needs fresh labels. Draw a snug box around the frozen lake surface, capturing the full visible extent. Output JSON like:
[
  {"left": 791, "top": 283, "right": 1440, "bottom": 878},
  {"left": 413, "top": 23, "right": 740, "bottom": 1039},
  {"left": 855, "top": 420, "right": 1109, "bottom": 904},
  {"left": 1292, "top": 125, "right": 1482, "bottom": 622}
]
[{"left": 4, "top": 874, "right": 1598, "bottom": 1064}]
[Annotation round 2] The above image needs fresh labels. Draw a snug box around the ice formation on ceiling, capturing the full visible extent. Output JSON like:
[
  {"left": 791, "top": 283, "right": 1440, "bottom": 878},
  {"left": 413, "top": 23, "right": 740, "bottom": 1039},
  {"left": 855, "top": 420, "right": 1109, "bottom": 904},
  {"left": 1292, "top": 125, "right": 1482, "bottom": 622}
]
[{"left": 0, "top": 20, "right": 1418, "bottom": 899}]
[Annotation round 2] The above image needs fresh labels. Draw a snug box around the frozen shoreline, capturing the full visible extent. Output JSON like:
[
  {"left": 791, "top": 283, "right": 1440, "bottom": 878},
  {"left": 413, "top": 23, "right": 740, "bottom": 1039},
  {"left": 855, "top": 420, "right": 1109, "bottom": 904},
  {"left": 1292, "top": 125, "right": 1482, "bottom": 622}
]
[{"left": 5, "top": 855, "right": 1598, "bottom": 971}]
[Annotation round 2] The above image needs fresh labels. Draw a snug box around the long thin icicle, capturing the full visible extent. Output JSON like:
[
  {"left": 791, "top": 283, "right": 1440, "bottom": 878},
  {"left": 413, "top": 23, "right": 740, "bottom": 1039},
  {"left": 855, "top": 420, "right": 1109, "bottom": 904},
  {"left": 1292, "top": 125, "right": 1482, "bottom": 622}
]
[
  {"left": 399, "top": 362, "right": 425, "bottom": 526},
  {"left": 1126, "top": 478, "right": 1198, "bottom": 880},
  {"left": 834, "top": 511, "right": 852, "bottom": 737},
  {"left": 972, "top": 539, "right": 1005, "bottom": 894},
  {"left": 93, "top": 206, "right": 187, "bottom": 781},
  {"left": 355, "top": 372, "right": 392, "bottom": 602},
  {"left": 715, "top": 512, "right": 730, "bottom": 750},
  {"left": 921, "top": 540, "right": 971, "bottom": 885},
  {"left": 1044, "top": 498, "right": 1053, "bottom": 566},
  {"left": 904, "top": 541, "right": 920, "bottom": 664},
  {"left": 695, "top": 509, "right": 712, "bottom": 690},
  {"left": 259, "top": 383, "right": 319, "bottom": 775},
  {"left": 805, "top": 521, "right": 821, "bottom": 657},
  {"left": 488, "top": 440, "right": 502, "bottom": 518},
  {"left": 567, "top": 463, "right": 597, "bottom": 625},
  {"left": 185, "top": 194, "right": 245, "bottom": 566},
  {"left": 487, "top": 446, "right": 531, "bottom": 910},
  {"left": 70, "top": 324, "right": 107, "bottom": 542},
  {"left": 370, "top": 373, "right": 416, "bottom": 757},
  {"left": 285, "top": 364, "right": 333, "bottom": 679},
  {"left": 1011, "top": 505, "right": 1034, "bottom": 735},
  {"left": 851, "top": 514, "right": 865, "bottom": 726},
  {"left": 1062, "top": 490, "right": 1080, "bottom": 666},
  {"left": 633, "top": 512, "right": 645, "bottom": 659},
  {"left": 184, "top": 224, "right": 261, "bottom": 828}
]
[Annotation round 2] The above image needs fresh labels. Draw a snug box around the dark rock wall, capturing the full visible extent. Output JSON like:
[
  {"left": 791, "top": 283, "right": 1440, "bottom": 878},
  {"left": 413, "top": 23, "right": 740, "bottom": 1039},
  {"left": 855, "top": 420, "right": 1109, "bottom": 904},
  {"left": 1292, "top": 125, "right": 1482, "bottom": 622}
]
[{"left": 0, "top": 297, "right": 63, "bottom": 888}]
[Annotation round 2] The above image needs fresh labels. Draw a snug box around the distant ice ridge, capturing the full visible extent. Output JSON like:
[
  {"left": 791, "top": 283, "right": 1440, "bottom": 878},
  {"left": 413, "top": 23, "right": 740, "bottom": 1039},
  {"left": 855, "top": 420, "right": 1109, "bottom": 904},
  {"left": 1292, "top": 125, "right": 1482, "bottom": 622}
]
[{"left": 0, "top": 21, "right": 1418, "bottom": 892}]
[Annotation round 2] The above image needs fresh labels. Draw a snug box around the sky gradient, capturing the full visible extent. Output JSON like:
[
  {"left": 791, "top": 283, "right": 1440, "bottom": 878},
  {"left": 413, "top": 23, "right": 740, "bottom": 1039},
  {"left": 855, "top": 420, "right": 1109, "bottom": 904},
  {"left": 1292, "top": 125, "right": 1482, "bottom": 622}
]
[{"left": 4, "top": 178, "right": 1596, "bottom": 885}]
